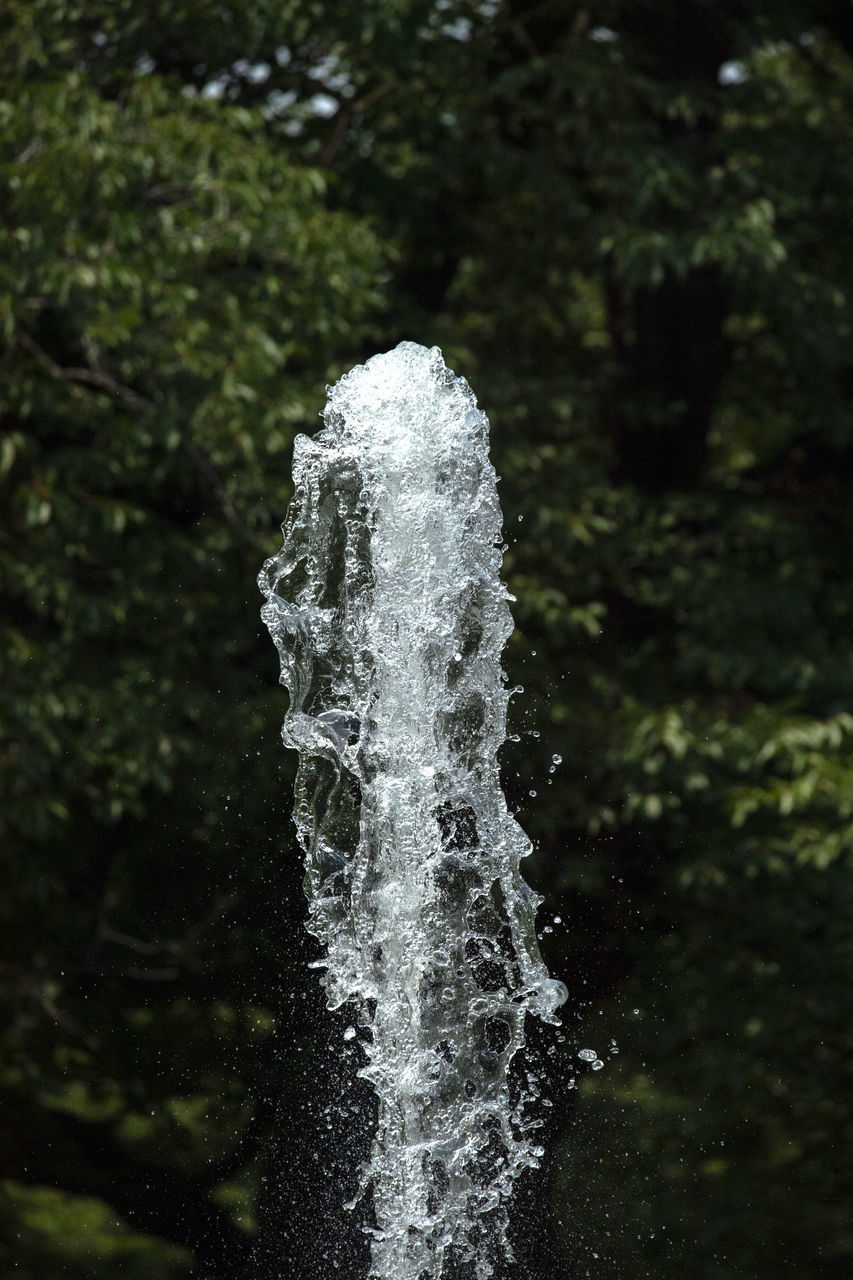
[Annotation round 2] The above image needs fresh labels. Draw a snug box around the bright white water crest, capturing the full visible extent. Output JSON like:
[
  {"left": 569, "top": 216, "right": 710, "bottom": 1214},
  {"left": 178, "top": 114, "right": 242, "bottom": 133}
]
[{"left": 259, "top": 342, "right": 567, "bottom": 1280}]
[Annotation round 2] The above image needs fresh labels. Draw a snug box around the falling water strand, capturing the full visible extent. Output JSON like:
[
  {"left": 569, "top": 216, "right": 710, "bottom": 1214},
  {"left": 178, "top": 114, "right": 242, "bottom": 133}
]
[{"left": 259, "top": 343, "right": 567, "bottom": 1280}]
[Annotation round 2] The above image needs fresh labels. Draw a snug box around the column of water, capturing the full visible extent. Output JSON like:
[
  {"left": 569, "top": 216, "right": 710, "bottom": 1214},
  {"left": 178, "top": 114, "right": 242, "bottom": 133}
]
[{"left": 259, "top": 343, "right": 566, "bottom": 1280}]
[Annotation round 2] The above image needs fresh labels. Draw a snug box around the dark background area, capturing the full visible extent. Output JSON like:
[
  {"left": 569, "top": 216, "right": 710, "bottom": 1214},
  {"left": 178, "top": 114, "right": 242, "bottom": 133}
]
[{"left": 2, "top": 2, "right": 853, "bottom": 1276}]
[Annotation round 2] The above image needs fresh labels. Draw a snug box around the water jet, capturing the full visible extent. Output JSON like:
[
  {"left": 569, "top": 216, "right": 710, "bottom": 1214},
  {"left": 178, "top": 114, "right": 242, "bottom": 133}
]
[{"left": 259, "top": 342, "right": 566, "bottom": 1279}]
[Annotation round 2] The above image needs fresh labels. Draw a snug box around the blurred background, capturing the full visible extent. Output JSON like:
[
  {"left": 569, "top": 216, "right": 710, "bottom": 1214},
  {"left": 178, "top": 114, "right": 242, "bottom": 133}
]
[{"left": 2, "top": 2, "right": 853, "bottom": 1276}]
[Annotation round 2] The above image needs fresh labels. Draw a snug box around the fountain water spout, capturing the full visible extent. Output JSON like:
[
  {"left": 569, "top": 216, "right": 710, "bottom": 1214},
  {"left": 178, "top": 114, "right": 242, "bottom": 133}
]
[{"left": 259, "top": 342, "right": 566, "bottom": 1279}]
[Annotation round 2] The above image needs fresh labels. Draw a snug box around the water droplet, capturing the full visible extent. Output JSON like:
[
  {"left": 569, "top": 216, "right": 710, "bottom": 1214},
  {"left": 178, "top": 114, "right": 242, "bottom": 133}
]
[
  {"left": 591, "top": 1059, "right": 604, "bottom": 1071},
  {"left": 343, "top": 1026, "right": 356, "bottom": 1041},
  {"left": 529, "top": 789, "right": 537, "bottom": 797},
  {"left": 552, "top": 753, "right": 562, "bottom": 766},
  {"left": 578, "top": 1048, "right": 597, "bottom": 1062}
]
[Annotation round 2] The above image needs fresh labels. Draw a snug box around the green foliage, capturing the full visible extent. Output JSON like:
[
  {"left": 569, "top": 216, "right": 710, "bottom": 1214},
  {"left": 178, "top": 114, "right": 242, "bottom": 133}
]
[
  {"left": 1, "top": 1182, "right": 191, "bottom": 1279},
  {"left": 2, "top": 2, "right": 853, "bottom": 1277}
]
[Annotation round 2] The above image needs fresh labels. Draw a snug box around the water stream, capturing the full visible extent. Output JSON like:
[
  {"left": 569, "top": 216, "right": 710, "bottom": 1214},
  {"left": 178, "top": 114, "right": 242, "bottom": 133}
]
[{"left": 259, "top": 342, "right": 566, "bottom": 1279}]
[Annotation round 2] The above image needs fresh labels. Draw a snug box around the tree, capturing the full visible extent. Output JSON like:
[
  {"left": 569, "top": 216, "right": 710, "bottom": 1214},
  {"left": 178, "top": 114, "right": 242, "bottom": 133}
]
[
  {"left": 1, "top": 5, "right": 385, "bottom": 1275},
  {"left": 2, "top": 2, "right": 853, "bottom": 1276}
]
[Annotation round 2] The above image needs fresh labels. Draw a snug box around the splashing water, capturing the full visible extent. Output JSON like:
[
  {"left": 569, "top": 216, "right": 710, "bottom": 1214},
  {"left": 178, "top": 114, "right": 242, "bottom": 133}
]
[{"left": 259, "top": 342, "right": 567, "bottom": 1280}]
